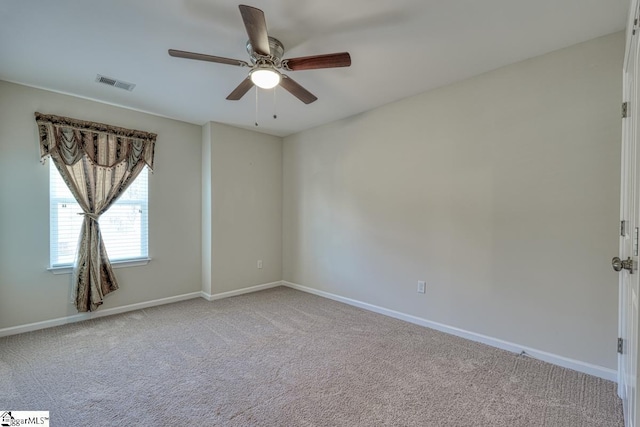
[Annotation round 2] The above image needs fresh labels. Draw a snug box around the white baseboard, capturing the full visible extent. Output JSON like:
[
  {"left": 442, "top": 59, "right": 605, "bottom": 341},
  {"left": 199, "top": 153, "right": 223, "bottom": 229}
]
[
  {"left": 2, "top": 279, "right": 618, "bottom": 382},
  {"left": 200, "top": 281, "right": 283, "bottom": 301},
  {"left": 1, "top": 281, "right": 280, "bottom": 338},
  {"left": 0, "top": 291, "right": 202, "bottom": 338},
  {"left": 282, "top": 281, "right": 617, "bottom": 382}
]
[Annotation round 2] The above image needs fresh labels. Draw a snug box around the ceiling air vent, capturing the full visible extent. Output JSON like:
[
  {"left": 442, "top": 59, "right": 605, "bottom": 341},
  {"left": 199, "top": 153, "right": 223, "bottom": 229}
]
[{"left": 95, "top": 74, "right": 136, "bottom": 91}]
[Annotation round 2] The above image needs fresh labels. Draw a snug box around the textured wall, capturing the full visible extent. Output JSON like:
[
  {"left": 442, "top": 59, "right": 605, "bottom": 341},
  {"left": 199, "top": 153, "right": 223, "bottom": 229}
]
[
  {"left": 283, "top": 32, "right": 623, "bottom": 369},
  {"left": 0, "top": 81, "right": 202, "bottom": 328}
]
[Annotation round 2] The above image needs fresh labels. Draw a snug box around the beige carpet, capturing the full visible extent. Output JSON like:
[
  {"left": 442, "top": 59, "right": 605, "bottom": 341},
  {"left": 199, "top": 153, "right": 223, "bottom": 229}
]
[{"left": 0, "top": 287, "right": 623, "bottom": 426}]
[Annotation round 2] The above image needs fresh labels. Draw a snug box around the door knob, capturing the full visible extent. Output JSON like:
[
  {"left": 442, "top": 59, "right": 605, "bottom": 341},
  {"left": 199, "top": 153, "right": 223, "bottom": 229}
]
[{"left": 613, "top": 256, "right": 635, "bottom": 273}]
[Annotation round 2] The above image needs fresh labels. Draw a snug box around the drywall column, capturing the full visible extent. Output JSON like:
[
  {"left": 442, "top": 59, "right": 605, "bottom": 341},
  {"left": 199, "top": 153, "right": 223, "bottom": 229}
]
[
  {"left": 202, "top": 122, "right": 213, "bottom": 297},
  {"left": 202, "top": 122, "right": 283, "bottom": 297}
]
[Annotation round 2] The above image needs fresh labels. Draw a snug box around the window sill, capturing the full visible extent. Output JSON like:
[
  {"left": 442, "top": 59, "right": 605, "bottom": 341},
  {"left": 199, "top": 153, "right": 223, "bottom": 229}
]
[{"left": 47, "top": 258, "right": 152, "bottom": 275}]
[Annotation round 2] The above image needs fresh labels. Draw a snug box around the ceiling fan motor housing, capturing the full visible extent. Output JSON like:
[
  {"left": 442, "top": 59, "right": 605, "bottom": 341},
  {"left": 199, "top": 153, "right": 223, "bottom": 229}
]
[{"left": 246, "top": 36, "right": 285, "bottom": 65}]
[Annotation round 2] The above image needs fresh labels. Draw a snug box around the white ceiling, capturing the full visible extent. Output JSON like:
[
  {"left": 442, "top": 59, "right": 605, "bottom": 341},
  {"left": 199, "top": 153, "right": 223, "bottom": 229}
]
[{"left": 0, "top": 0, "right": 629, "bottom": 137}]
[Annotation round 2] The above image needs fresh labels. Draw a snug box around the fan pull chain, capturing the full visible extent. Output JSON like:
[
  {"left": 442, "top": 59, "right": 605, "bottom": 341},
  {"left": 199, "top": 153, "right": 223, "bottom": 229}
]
[
  {"left": 273, "top": 86, "right": 277, "bottom": 119},
  {"left": 255, "top": 87, "right": 259, "bottom": 126}
]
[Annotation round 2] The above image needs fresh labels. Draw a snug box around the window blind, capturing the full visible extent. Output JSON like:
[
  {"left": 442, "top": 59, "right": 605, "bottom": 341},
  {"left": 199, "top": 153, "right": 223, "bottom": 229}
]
[{"left": 49, "top": 164, "right": 149, "bottom": 267}]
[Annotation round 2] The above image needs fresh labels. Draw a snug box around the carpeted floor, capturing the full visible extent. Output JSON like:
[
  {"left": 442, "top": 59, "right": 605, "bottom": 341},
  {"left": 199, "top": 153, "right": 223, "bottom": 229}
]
[{"left": 0, "top": 286, "right": 623, "bottom": 426}]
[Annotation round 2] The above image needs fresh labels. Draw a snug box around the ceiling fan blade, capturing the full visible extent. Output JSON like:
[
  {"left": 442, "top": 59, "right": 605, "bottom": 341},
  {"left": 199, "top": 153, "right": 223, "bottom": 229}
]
[
  {"left": 283, "top": 52, "right": 351, "bottom": 71},
  {"left": 239, "top": 5, "right": 270, "bottom": 57},
  {"left": 279, "top": 75, "right": 318, "bottom": 104},
  {"left": 168, "top": 49, "right": 249, "bottom": 67},
  {"left": 226, "top": 77, "right": 255, "bottom": 100}
]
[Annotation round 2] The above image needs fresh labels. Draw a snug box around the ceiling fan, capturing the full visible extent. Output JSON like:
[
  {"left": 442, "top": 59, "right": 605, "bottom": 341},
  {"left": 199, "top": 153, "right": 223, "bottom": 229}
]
[{"left": 169, "top": 4, "right": 351, "bottom": 104}]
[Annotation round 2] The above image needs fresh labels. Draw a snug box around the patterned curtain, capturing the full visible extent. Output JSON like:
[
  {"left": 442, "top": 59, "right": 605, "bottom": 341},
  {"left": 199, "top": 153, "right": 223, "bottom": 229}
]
[{"left": 35, "top": 113, "right": 156, "bottom": 312}]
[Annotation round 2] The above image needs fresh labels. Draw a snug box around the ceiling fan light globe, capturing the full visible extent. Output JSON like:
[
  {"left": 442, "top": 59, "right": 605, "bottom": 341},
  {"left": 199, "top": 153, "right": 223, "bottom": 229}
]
[{"left": 251, "top": 69, "right": 281, "bottom": 89}]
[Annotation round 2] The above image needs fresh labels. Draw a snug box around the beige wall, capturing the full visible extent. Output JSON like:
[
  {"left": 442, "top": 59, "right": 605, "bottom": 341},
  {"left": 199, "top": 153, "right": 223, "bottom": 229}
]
[
  {"left": 283, "top": 32, "right": 623, "bottom": 369},
  {"left": 202, "top": 122, "right": 282, "bottom": 295},
  {"left": 0, "top": 82, "right": 283, "bottom": 329},
  {"left": 0, "top": 81, "right": 202, "bottom": 329}
]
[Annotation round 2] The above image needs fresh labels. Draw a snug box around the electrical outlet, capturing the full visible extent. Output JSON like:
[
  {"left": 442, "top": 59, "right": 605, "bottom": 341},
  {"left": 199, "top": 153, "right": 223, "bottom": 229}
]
[
  {"left": 417, "top": 280, "right": 426, "bottom": 294},
  {"left": 257, "top": 260, "right": 263, "bottom": 269}
]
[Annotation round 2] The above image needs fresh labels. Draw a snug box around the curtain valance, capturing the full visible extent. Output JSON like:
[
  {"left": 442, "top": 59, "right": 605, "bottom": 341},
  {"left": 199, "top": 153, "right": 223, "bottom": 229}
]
[{"left": 36, "top": 112, "right": 156, "bottom": 170}]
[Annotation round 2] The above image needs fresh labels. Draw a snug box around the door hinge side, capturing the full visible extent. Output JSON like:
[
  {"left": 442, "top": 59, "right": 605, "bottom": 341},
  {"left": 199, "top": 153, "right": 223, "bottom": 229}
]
[
  {"left": 622, "top": 220, "right": 627, "bottom": 236},
  {"left": 623, "top": 102, "right": 629, "bottom": 118},
  {"left": 618, "top": 337, "right": 624, "bottom": 354}
]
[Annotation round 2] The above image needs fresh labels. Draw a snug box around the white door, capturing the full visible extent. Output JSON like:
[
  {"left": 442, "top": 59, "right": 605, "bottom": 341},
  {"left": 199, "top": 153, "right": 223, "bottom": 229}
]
[{"left": 619, "top": 2, "right": 640, "bottom": 426}]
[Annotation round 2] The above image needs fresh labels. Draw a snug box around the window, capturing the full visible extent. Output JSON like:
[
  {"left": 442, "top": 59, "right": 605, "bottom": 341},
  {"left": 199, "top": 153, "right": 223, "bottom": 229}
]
[{"left": 49, "top": 164, "right": 149, "bottom": 268}]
